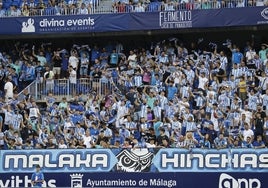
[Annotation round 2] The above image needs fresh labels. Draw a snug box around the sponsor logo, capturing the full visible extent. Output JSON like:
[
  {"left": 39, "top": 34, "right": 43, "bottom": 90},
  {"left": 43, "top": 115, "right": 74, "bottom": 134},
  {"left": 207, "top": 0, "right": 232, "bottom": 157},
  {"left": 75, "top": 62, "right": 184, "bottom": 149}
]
[
  {"left": 39, "top": 17, "right": 94, "bottom": 27},
  {"left": 21, "top": 17, "right": 95, "bottom": 33},
  {"left": 116, "top": 149, "right": 154, "bottom": 172},
  {"left": 218, "top": 173, "right": 261, "bottom": 188},
  {"left": 261, "top": 7, "right": 268, "bottom": 20},
  {"left": 0, "top": 175, "right": 56, "bottom": 188},
  {"left": 21, "top": 18, "right": 35, "bottom": 33},
  {"left": 70, "top": 174, "right": 83, "bottom": 188},
  {"left": 159, "top": 11, "right": 192, "bottom": 29}
]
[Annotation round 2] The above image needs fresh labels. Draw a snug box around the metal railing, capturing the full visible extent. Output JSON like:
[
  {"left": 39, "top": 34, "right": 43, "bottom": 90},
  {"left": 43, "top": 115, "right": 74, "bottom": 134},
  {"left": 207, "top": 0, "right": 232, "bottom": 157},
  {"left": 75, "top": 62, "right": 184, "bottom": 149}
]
[
  {"left": 18, "top": 78, "right": 116, "bottom": 101},
  {"left": 0, "top": 0, "right": 267, "bottom": 18}
]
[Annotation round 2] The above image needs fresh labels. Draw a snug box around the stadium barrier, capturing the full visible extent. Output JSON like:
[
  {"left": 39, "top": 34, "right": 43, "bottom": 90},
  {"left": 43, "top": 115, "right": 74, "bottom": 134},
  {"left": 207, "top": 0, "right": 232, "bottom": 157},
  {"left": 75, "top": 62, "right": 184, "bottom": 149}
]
[
  {"left": 17, "top": 78, "right": 116, "bottom": 101},
  {"left": 0, "top": 0, "right": 266, "bottom": 18},
  {"left": 0, "top": 148, "right": 267, "bottom": 187}
]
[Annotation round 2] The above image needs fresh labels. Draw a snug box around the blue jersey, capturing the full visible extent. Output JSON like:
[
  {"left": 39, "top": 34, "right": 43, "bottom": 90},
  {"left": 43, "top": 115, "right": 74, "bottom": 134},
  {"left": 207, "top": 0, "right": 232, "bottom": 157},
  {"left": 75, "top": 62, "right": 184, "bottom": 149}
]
[
  {"left": 110, "top": 53, "right": 119, "bottom": 65},
  {"left": 232, "top": 51, "right": 243, "bottom": 64},
  {"left": 91, "top": 49, "right": 100, "bottom": 62},
  {"left": 167, "top": 86, "right": 178, "bottom": 100},
  {"left": 31, "top": 171, "right": 44, "bottom": 187}
]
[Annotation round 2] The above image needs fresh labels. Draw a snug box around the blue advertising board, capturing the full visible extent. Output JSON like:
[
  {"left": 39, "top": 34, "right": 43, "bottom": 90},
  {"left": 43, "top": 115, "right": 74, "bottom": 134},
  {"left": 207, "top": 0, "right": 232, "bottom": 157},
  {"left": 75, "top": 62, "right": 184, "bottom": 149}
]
[
  {"left": 1, "top": 148, "right": 268, "bottom": 173},
  {"left": 0, "top": 148, "right": 267, "bottom": 187},
  {"left": 0, "top": 7, "right": 267, "bottom": 35},
  {"left": 0, "top": 172, "right": 266, "bottom": 187}
]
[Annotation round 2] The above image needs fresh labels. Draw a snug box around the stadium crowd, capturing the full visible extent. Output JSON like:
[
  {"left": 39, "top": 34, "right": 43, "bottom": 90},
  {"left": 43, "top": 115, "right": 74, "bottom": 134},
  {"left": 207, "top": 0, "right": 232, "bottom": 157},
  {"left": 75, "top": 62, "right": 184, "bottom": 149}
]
[
  {"left": 0, "top": 0, "right": 267, "bottom": 17},
  {"left": 0, "top": 36, "right": 268, "bottom": 150}
]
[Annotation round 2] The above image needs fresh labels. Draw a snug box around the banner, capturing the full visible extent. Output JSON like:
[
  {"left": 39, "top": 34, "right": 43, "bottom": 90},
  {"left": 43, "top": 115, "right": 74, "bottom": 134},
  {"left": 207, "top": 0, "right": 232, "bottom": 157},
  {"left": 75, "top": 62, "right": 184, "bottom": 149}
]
[
  {"left": 0, "top": 172, "right": 266, "bottom": 187},
  {"left": 0, "top": 7, "right": 267, "bottom": 35},
  {"left": 1, "top": 148, "right": 268, "bottom": 173}
]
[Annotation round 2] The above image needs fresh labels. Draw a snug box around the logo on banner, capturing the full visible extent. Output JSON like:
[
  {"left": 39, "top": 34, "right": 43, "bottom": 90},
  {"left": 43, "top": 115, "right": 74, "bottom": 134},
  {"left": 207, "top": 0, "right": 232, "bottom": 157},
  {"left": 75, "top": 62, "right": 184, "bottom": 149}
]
[
  {"left": 218, "top": 173, "right": 261, "bottom": 188},
  {"left": 261, "top": 7, "right": 268, "bottom": 20},
  {"left": 70, "top": 174, "right": 83, "bottom": 188},
  {"left": 21, "top": 18, "right": 35, "bottom": 33},
  {"left": 0, "top": 175, "right": 56, "bottom": 188},
  {"left": 159, "top": 11, "right": 192, "bottom": 29},
  {"left": 116, "top": 149, "right": 154, "bottom": 172},
  {"left": 2, "top": 150, "right": 117, "bottom": 172}
]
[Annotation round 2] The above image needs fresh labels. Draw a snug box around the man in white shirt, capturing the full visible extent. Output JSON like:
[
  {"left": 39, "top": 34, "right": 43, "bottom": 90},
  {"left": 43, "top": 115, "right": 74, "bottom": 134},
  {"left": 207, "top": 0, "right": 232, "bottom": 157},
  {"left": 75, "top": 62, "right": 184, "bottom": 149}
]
[
  {"left": 242, "top": 123, "right": 254, "bottom": 142},
  {"left": 69, "top": 66, "right": 77, "bottom": 94},
  {"left": 69, "top": 66, "right": 77, "bottom": 84},
  {"left": 246, "top": 46, "right": 256, "bottom": 61},
  {"left": 44, "top": 66, "right": 55, "bottom": 93},
  {"left": 256, "top": 72, "right": 268, "bottom": 94},
  {"left": 82, "top": 129, "right": 93, "bottom": 148},
  {"left": 127, "top": 50, "right": 137, "bottom": 68},
  {"left": 197, "top": 72, "right": 208, "bottom": 91},
  {"left": 68, "top": 51, "right": 79, "bottom": 70},
  {"left": 77, "top": 3, "right": 89, "bottom": 14},
  {"left": 4, "top": 77, "right": 13, "bottom": 102},
  {"left": 2, "top": 105, "right": 13, "bottom": 131},
  {"left": 58, "top": 139, "right": 68, "bottom": 149}
]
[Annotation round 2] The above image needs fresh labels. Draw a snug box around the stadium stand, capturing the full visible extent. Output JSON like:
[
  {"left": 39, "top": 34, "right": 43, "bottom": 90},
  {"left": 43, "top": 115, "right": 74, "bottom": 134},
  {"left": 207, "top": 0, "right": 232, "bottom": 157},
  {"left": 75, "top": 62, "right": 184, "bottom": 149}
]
[{"left": 0, "top": 35, "right": 268, "bottom": 149}]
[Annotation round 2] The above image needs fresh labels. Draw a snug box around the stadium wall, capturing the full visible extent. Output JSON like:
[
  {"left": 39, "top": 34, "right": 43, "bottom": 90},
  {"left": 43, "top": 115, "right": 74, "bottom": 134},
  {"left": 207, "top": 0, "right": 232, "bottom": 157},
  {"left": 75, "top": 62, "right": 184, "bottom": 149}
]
[
  {"left": 0, "top": 7, "right": 267, "bottom": 38},
  {"left": 0, "top": 148, "right": 268, "bottom": 187}
]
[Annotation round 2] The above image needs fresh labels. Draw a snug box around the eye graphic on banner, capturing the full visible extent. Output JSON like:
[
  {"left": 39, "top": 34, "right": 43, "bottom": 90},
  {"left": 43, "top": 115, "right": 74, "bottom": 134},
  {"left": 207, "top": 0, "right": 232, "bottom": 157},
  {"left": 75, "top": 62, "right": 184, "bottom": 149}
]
[
  {"left": 116, "top": 149, "right": 154, "bottom": 172},
  {"left": 261, "top": 7, "right": 268, "bottom": 20},
  {"left": 21, "top": 18, "right": 35, "bottom": 33}
]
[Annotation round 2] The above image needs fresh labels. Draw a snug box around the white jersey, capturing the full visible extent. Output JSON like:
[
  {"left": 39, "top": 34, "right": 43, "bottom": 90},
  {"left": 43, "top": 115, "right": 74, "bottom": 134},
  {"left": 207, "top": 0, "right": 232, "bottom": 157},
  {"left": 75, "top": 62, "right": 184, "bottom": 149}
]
[
  {"left": 69, "top": 56, "right": 79, "bottom": 69},
  {"left": 158, "top": 95, "right": 168, "bottom": 110},
  {"left": 12, "top": 114, "right": 23, "bottom": 130},
  {"left": 82, "top": 135, "right": 92, "bottom": 148},
  {"left": 198, "top": 76, "right": 208, "bottom": 90},
  {"left": 29, "top": 107, "right": 39, "bottom": 118},
  {"left": 69, "top": 69, "right": 77, "bottom": 84},
  {"left": 243, "top": 129, "right": 254, "bottom": 141},
  {"left": 248, "top": 94, "right": 259, "bottom": 111},
  {"left": 264, "top": 120, "right": 268, "bottom": 136},
  {"left": 3, "top": 109, "right": 13, "bottom": 125},
  {"left": 0, "top": 132, "right": 4, "bottom": 146},
  {"left": 133, "top": 75, "right": 143, "bottom": 87},
  {"left": 4, "top": 81, "right": 13, "bottom": 100},
  {"left": 262, "top": 94, "right": 268, "bottom": 107}
]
